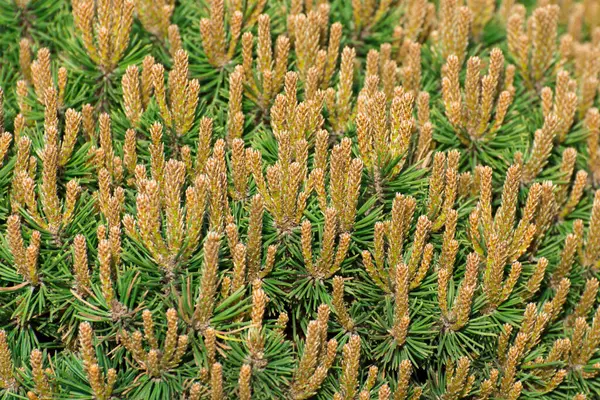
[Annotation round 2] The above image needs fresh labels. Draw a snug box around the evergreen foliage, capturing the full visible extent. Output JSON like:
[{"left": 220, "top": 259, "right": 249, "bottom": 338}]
[{"left": 1, "top": 0, "right": 600, "bottom": 399}]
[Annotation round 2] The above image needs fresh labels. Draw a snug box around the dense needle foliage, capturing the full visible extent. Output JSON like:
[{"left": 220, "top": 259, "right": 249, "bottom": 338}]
[{"left": 1, "top": 0, "right": 600, "bottom": 399}]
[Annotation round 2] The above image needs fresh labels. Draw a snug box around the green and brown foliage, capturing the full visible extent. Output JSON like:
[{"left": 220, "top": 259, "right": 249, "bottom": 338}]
[{"left": 1, "top": 0, "right": 600, "bottom": 399}]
